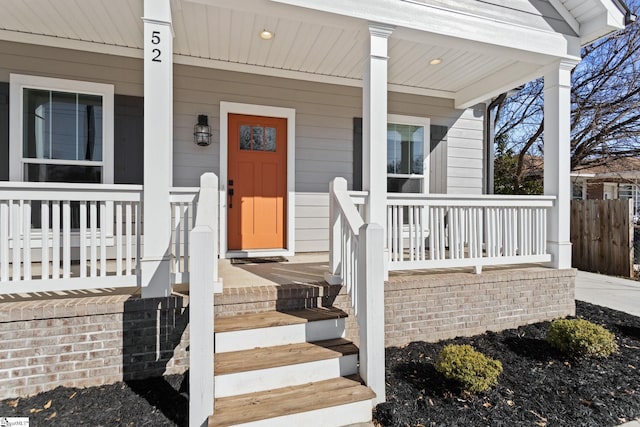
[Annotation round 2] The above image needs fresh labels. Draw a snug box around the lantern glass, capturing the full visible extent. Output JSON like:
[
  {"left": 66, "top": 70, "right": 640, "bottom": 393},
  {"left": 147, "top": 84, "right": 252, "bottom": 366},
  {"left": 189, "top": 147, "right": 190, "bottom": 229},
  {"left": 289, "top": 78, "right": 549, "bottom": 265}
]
[{"left": 194, "top": 115, "right": 211, "bottom": 146}]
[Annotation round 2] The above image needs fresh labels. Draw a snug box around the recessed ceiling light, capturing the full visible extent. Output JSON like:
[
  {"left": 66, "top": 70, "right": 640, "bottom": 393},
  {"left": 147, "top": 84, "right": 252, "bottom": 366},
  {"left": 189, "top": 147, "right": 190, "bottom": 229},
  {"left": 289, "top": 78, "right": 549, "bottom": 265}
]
[
  {"left": 259, "top": 30, "right": 274, "bottom": 40},
  {"left": 429, "top": 58, "right": 442, "bottom": 65}
]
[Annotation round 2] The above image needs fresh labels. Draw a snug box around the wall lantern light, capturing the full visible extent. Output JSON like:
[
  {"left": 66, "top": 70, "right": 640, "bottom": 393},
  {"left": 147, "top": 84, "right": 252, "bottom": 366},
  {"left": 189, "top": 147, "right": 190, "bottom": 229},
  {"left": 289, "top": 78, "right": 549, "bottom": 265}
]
[{"left": 194, "top": 114, "right": 212, "bottom": 146}]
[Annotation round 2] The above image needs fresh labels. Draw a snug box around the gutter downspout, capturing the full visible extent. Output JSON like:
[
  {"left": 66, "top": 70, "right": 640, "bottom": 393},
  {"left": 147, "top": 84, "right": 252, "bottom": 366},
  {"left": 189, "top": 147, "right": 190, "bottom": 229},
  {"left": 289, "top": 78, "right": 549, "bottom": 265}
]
[{"left": 612, "top": 0, "right": 637, "bottom": 25}]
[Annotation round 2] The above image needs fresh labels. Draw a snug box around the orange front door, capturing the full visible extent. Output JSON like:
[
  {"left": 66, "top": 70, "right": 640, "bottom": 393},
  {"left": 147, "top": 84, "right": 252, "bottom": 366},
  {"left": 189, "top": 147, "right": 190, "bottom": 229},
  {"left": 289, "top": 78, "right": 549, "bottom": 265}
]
[{"left": 227, "top": 114, "right": 287, "bottom": 250}]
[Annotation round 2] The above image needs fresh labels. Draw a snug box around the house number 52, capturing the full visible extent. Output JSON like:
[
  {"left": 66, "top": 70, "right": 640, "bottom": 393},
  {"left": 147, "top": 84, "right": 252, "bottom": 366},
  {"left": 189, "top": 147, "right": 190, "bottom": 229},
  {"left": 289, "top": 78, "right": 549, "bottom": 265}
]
[{"left": 151, "top": 30, "right": 162, "bottom": 62}]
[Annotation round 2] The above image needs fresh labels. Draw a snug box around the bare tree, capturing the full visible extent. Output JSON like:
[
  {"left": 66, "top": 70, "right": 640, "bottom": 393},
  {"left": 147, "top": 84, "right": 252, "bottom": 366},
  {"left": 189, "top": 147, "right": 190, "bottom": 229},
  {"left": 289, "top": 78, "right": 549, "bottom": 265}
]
[{"left": 492, "top": 4, "right": 640, "bottom": 193}]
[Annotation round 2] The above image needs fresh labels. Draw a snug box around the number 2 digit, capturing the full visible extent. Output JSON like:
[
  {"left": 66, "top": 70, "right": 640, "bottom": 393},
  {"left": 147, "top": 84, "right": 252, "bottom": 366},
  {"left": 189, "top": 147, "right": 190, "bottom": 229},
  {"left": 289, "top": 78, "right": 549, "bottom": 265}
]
[{"left": 150, "top": 30, "right": 162, "bottom": 62}]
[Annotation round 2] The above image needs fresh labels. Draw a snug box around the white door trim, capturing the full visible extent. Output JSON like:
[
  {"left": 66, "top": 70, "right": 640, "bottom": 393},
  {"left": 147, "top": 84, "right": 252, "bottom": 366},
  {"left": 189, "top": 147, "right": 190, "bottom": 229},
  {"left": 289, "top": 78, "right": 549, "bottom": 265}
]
[{"left": 219, "top": 101, "right": 296, "bottom": 259}]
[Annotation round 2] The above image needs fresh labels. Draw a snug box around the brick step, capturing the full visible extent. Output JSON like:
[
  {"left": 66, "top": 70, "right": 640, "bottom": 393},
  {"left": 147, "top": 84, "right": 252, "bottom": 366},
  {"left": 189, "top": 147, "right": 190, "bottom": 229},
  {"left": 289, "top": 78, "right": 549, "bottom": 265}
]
[
  {"left": 214, "top": 338, "right": 359, "bottom": 397},
  {"left": 215, "top": 307, "right": 348, "bottom": 353},
  {"left": 209, "top": 376, "right": 375, "bottom": 427},
  {"left": 214, "top": 283, "right": 343, "bottom": 315}
]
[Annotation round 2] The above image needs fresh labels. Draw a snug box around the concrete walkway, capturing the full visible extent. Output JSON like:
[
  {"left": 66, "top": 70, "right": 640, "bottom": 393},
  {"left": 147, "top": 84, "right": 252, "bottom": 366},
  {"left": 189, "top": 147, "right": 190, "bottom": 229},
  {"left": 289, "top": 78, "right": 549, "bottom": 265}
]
[
  {"left": 575, "top": 270, "right": 640, "bottom": 427},
  {"left": 575, "top": 270, "right": 640, "bottom": 317}
]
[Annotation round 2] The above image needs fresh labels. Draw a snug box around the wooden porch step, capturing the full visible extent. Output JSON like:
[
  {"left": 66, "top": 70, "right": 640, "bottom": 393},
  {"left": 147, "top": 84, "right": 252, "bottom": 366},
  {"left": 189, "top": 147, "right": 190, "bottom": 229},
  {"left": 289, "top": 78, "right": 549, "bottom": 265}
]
[
  {"left": 208, "top": 377, "right": 375, "bottom": 427},
  {"left": 215, "top": 338, "right": 357, "bottom": 375},
  {"left": 215, "top": 306, "right": 347, "bottom": 333}
]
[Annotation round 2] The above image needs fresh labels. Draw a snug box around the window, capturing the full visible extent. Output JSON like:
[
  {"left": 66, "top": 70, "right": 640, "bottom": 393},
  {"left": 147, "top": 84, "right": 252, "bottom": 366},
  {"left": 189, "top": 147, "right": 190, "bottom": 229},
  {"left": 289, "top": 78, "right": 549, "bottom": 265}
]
[
  {"left": 386, "top": 115, "right": 430, "bottom": 194},
  {"left": 572, "top": 182, "right": 585, "bottom": 200},
  {"left": 10, "top": 74, "right": 114, "bottom": 183}
]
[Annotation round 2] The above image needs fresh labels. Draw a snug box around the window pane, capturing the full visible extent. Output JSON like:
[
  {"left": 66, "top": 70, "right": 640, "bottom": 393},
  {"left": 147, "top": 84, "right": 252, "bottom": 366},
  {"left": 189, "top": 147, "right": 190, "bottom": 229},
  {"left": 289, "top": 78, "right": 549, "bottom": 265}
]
[
  {"left": 265, "top": 127, "right": 276, "bottom": 152},
  {"left": 387, "top": 123, "right": 423, "bottom": 175},
  {"left": 77, "top": 94, "right": 103, "bottom": 161},
  {"left": 240, "top": 125, "right": 251, "bottom": 150},
  {"left": 252, "top": 126, "right": 264, "bottom": 150},
  {"left": 24, "top": 164, "right": 102, "bottom": 183},
  {"left": 387, "top": 128, "right": 401, "bottom": 173},
  {"left": 23, "top": 88, "right": 51, "bottom": 159},
  {"left": 49, "top": 91, "right": 78, "bottom": 160},
  {"left": 410, "top": 127, "right": 424, "bottom": 174},
  {"left": 22, "top": 90, "right": 103, "bottom": 162},
  {"left": 387, "top": 177, "right": 422, "bottom": 193}
]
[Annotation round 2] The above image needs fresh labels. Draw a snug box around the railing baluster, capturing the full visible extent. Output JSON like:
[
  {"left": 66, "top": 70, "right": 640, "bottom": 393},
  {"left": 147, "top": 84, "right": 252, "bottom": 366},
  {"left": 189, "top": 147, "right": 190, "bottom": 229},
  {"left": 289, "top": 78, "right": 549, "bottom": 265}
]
[
  {"left": 116, "top": 202, "right": 123, "bottom": 276},
  {"left": 135, "top": 201, "right": 141, "bottom": 275},
  {"left": 62, "top": 201, "right": 71, "bottom": 279},
  {"left": 90, "top": 201, "right": 97, "bottom": 278},
  {"left": 80, "top": 201, "right": 87, "bottom": 278},
  {"left": 52, "top": 201, "right": 60, "bottom": 279},
  {"left": 407, "top": 206, "right": 417, "bottom": 261},
  {"left": 100, "top": 202, "right": 107, "bottom": 277},
  {"left": 41, "top": 202, "right": 49, "bottom": 280},
  {"left": 174, "top": 203, "right": 181, "bottom": 273},
  {"left": 12, "top": 201, "right": 21, "bottom": 281},
  {"left": 23, "top": 201, "right": 31, "bottom": 280},
  {"left": 126, "top": 202, "right": 133, "bottom": 276},
  {"left": 0, "top": 200, "right": 8, "bottom": 282},
  {"left": 184, "top": 203, "right": 190, "bottom": 273},
  {"left": 449, "top": 207, "right": 456, "bottom": 259}
]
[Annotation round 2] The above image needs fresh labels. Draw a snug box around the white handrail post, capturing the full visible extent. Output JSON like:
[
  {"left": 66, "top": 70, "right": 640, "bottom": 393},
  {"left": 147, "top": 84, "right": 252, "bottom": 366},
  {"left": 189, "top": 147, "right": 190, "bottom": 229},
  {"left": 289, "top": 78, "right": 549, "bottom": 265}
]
[
  {"left": 189, "top": 225, "right": 215, "bottom": 427},
  {"left": 325, "top": 177, "right": 346, "bottom": 285},
  {"left": 357, "top": 222, "right": 386, "bottom": 404},
  {"left": 195, "top": 173, "right": 221, "bottom": 290}
]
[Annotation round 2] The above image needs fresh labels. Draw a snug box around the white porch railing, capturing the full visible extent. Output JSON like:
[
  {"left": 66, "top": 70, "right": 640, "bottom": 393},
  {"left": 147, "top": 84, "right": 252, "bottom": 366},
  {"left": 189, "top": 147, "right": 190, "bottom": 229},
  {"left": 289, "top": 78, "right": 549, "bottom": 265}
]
[
  {"left": 169, "top": 187, "right": 199, "bottom": 284},
  {"left": 387, "top": 193, "right": 555, "bottom": 272},
  {"left": 325, "top": 177, "right": 386, "bottom": 405},
  {"left": 0, "top": 182, "right": 142, "bottom": 294}
]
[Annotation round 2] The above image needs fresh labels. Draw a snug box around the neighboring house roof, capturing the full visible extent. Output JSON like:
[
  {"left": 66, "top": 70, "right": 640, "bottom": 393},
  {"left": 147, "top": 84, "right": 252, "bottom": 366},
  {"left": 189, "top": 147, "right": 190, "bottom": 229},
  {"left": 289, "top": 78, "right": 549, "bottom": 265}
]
[
  {"left": 572, "top": 157, "right": 640, "bottom": 180},
  {"left": 0, "top": 0, "right": 627, "bottom": 109}
]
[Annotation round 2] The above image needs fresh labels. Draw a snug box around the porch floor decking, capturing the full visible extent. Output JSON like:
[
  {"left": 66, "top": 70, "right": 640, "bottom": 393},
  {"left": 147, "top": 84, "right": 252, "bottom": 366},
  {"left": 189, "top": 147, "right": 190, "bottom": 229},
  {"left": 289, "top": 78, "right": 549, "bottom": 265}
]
[{"left": 0, "top": 252, "right": 551, "bottom": 302}]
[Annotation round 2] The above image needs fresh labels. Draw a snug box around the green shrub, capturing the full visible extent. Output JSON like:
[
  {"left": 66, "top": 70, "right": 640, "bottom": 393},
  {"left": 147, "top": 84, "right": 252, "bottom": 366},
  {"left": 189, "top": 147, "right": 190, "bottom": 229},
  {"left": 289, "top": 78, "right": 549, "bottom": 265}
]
[
  {"left": 546, "top": 318, "right": 618, "bottom": 358},
  {"left": 435, "top": 344, "right": 503, "bottom": 393}
]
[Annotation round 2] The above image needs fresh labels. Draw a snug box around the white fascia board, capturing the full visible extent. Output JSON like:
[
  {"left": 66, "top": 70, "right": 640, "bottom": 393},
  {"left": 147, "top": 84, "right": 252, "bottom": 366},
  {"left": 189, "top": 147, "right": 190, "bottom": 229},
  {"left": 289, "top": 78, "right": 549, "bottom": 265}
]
[
  {"left": 579, "top": 0, "right": 626, "bottom": 45},
  {"left": 580, "top": 14, "right": 626, "bottom": 45},
  {"left": 271, "top": 0, "right": 582, "bottom": 59}
]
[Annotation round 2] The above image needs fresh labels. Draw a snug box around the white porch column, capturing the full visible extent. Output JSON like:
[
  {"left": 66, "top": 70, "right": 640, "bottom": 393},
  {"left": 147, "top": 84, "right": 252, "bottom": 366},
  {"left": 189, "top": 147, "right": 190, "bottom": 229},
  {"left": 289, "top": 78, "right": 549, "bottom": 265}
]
[
  {"left": 544, "top": 60, "right": 576, "bottom": 269},
  {"left": 141, "top": 0, "right": 174, "bottom": 297},
  {"left": 363, "top": 23, "right": 393, "bottom": 228}
]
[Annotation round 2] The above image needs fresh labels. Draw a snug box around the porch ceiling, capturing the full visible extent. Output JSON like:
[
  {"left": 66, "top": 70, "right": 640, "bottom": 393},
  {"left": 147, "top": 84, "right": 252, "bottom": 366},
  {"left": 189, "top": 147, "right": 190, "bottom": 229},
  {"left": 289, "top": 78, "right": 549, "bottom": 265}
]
[{"left": 0, "top": 0, "right": 620, "bottom": 107}]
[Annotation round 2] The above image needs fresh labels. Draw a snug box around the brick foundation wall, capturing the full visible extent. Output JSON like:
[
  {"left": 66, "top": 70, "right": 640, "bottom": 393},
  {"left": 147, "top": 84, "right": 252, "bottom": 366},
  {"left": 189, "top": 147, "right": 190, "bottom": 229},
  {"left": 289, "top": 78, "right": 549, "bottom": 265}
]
[
  {"left": 334, "top": 267, "right": 575, "bottom": 347},
  {"left": 0, "top": 294, "right": 189, "bottom": 400},
  {"left": 0, "top": 267, "right": 575, "bottom": 400},
  {"left": 381, "top": 267, "right": 576, "bottom": 347}
]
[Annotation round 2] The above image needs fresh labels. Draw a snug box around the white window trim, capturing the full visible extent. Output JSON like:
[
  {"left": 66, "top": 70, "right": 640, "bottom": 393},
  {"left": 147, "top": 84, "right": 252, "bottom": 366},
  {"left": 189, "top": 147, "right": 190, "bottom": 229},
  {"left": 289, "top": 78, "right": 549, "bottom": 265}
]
[
  {"left": 219, "top": 101, "right": 296, "bottom": 259},
  {"left": 387, "top": 114, "right": 430, "bottom": 195},
  {"left": 9, "top": 73, "right": 114, "bottom": 184}
]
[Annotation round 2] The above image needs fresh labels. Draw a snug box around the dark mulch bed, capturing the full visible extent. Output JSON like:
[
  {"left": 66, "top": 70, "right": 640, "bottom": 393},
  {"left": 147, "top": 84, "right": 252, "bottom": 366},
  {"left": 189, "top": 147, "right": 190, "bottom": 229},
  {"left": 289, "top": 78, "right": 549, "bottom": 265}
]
[
  {"left": 1, "top": 375, "right": 188, "bottom": 426},
  {"left": 2, "top": 301, "right": 640, "bottom": 426},
  {"left": 375, "top": 301, "right": 640, "bottom": 427}
]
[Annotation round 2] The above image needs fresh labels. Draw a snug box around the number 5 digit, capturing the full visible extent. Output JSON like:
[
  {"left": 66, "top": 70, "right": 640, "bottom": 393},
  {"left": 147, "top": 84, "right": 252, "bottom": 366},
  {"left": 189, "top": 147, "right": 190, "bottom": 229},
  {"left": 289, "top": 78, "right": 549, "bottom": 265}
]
[{"left": 151, "top": 31, "right": 160, "bottom": 45}]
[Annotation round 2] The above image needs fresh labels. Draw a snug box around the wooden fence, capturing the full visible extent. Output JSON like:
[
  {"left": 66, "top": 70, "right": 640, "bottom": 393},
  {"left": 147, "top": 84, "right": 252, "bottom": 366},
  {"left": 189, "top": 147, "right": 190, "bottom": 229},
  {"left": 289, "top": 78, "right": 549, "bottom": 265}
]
[{"left": 570, "top": 199, "right": 634, "bottom": 277}]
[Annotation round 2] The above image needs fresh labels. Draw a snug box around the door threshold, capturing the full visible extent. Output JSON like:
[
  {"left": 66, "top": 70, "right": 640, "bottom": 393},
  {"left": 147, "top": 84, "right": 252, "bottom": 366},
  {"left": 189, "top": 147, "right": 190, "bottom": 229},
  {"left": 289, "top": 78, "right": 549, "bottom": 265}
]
[{"left": 226, "top": 249, "right": 294, "bottom": 259}]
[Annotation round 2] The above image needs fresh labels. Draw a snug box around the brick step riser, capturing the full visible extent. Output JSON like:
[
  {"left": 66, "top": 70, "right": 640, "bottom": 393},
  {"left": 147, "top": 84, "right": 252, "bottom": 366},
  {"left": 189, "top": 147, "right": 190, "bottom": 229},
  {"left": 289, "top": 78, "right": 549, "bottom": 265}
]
[{"left": 215, "top": 318, "right": 346, "bottom": 353}]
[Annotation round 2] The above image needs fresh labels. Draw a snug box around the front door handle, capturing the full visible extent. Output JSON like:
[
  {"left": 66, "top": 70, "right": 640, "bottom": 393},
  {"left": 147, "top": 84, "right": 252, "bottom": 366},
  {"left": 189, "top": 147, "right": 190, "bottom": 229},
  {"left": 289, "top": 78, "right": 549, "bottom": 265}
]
[{"left": 228, "top": 188, "right": 234, "bottom": 208}]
